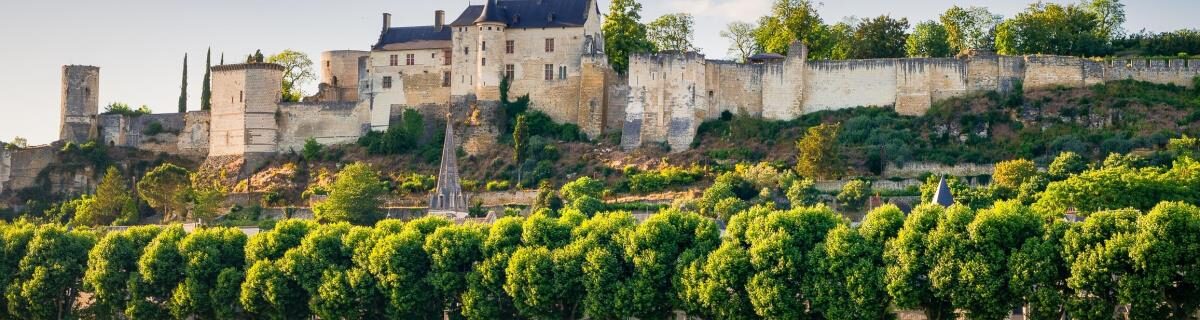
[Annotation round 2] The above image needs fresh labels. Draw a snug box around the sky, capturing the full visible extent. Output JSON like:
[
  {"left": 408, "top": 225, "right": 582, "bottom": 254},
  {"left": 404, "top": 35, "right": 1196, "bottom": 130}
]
[{"left": 1, "top": 0, "right": 1197, "bottom": 145}]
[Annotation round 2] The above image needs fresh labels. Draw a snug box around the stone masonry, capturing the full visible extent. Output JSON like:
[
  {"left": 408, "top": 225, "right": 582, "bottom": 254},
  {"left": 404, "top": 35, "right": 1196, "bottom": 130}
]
[{"left": 623, "top": 44, "right": 1200, "bottom": 152}]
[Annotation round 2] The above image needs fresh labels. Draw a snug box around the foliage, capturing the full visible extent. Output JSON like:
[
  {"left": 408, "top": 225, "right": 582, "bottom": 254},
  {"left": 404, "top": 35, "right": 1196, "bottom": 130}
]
[
  {"left": 907, "top": 20, "right": 952, "bottom": 57},
  {"left": 753, "top": 0, "right": 827, "bottom": 56},
  {"left": 178, "top": 54, "right": 187, "bottom": 112},
  {"left": 1035, "top": 157, "right": 1200, "bottom": 215},
  {"left": 485, "top": 180, "right": 511, "bottom": 192},
  {"left": 796, "top": 122, "right": 842, "bottom": 180},
  {"left": 201, "top": 48, "right": 212, "bottom": 111},
  {"left": 940, "top": 5, "right": 1002, "bottom": 52},
  {"left": 1048, "top": 151, "right": 1088, "bottom": 179},
  {"left": 994, "top": 2, "right": 1109, "bottom": 56},
  {"left": 602, "top": 0, "right": 655, "bottom": 73},
  {"left": 5, "top": 225, "right": 96, "bottom": 319},
  {"left": 627, "top": 165, "right": 704, "bottom": 194},
  {"left": 358, "top": 109, "right": 429, "bottom": 155},
  {"left": 312, "top": 163, "right": 387, "bottom": 225},
  {"left": 992, "top": 158, "right": 1038, "bottom": 190},
  {"left": 102, "top": 102, "right": 152, "bottom": 117},
  {"left": 721, "top": 21, "right": 758, "bottom": 62},
  {"left": 836, "top": 179, "right": 870, "bottom": 211},
  {"left": 137, "top": 163, "right": 191, "bottom": 222},
  {"left": 73, "top": 167, "right": 138, "bottom": 226},
  {"left": 647, "top": 13, "right": 698, "bottom": 52},
  {"left": 1113, "top": 29, "right": 1200, "bottom": 56},
  {"left": 301, "top": 138, "right": 322, "bottom": 162},
  {"left": 267, "top": 50, "right": 316, "bottom": 102},
  {"left": 850, "top": 15, "right": 910, "bottom": 59}
]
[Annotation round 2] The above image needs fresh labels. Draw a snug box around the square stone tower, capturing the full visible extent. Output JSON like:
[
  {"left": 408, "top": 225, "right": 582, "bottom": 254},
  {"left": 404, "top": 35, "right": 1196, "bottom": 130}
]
[
  {"left": 59, "top": 65, "right": 100, "bottom": 143},
  {"left": 208, "top": 63, "right": 284, "bottom": 157}
]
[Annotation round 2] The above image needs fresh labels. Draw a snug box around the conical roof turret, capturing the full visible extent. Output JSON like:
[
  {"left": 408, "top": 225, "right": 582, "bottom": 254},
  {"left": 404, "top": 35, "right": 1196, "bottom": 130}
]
[
  {"left": 932, "top": 176, "right": 954, "bottom": 207},
  {"left": 474, "top": 0, "right": 506, "bottom": 24},
  {"left": 430, "top": 114, "right": 468, "bottom": 216}
]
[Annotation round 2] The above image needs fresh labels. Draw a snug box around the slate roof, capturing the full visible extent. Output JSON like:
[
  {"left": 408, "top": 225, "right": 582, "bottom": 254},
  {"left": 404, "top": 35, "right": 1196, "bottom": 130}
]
[
  {"left": 450, "top": 0, "right": 595, "bottom": 28},
  {"left": 932, "top": 176, "right": 954, "bottom": 207},
  {"left": 475, "top": 0, "right": 506, "bottom": 24},
  {"left": 373, "top": 26, "right": 452, "bottom": 50}
]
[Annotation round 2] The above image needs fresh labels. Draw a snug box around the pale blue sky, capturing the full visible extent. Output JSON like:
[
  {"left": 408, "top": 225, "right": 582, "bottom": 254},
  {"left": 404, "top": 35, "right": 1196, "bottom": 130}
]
[{"left": 1, "top": 0, "right": 1196, "bottom": 144}]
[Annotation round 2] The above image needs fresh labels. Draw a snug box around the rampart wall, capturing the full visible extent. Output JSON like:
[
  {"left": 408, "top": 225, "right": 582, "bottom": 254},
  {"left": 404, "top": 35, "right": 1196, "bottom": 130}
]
[
  {"left": 277, "top": 102, "right": 367, "bottom": 152},
  {"left": 624, "top": 46, "right": 1200, "bottom": 152}
]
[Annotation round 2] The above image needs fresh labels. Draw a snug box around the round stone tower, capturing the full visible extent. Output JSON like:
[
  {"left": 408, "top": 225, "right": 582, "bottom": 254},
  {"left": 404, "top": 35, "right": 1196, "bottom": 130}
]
[
  {"left": 474, "top": 0, "right": 507, "bottom": 101},
  {"left": 59, "top": 65, "right": 100, "bottom": 143}
]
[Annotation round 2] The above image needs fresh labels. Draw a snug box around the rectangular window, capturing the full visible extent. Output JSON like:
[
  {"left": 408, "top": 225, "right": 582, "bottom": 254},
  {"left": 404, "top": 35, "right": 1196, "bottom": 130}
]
[
  {"left": 544, "top": 64, "right": 554, "bottom": 81},
  {"left": 443, "top": 49, "right": 452, "bottom": 65},
  {"left": 506, "top": 40, "right": 515, "bottom": 54},
  {"left": 545, "top": 38, "right": 555, "bottom": 52},
  {"left": 382, "top": 76, "right": 392, "bottom": 89},
  {"left": 559, "top": 66, "right": 567, "bottom": 80},
  {"left": 482, "top": 41, "right": 487, "bottom": 51},
  {"left": 442, "top": 72, "right": 451, "bottom": 87},
  {"left": 405, "top": 54, "right": 415, "bottom": 66},
  {"left": 389, "top": 55, "right": 398, "bottom": 66},
  {"left": 463, "top": 46, "right": 469, "bottom": 55},
  {"left": 505, "top": 64, "right": 515, "bottom": 80},
  {"left": 482, "top": 58, "right": 487, "bottom": 66}
]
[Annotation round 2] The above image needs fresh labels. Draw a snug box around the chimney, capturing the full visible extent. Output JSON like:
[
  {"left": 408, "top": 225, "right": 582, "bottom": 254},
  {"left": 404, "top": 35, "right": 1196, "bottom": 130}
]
[
  {"left": 435, "top": 10, "right": 445, "bottom": 31},
  {"left": 382, "top": 13, "right": 392, "bottom": 32}
]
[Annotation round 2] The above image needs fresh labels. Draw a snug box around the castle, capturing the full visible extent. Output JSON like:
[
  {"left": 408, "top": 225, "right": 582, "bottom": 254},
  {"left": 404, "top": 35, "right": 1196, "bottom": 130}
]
[{"left": 3, "top": 0, "right": 1200, "bottom": 197}]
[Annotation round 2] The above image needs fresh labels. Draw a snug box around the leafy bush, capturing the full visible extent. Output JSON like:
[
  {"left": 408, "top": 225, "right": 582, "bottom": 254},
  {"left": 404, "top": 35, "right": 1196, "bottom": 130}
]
[
  {"left": 486, "top": 180, "right": 512, "bottom": 191},
  {"left": 142, "top": 122, "right": 164, "bottom": 136},
  {"left": 102, "top": 102, "right": 151, "bottom": 117}
]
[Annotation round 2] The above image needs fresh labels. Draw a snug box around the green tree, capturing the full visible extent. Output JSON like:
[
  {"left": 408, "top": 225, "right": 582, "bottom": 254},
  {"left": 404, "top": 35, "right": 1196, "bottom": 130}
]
[
  {"left": 189, "top": 173, "right": 227, "bottom": 224},
  {"left": 721, "top": 21, "right": 758, "bottom": 62},
  {"left": 907, "top": 20, "right": 952, "bottom": 57},
  {"left": 74, "top": 166, "right": 137, "bottom": 226},
  {"left": 836, "top": 179, "right": 870, "bottom": 211},
  {"left": 462, "top": 217, "right": 524, "bottom": 319},
  {"left": 268, "top": 49, "right": 316, "bottom": 102},
  {"left": 1062, "top": 208, "right": 1139, "bottom": 320},
  {"left": 137, "top": 163, "right": 192, "bottom": 222},
  {"left": 995, "top": 2, "right": 1107, "bottom": 56},
  {"left": 1125, "top": 202, "right": 1200, "bottom": 318},
  {"left": 301, "top": 137, "right": 322, "bottom": 161},
  {"left": 851, "top": 15, "right": 910, "bottom": 59},
  {"left": 647, "top": 13, "right": 698, "bottom": 52},
  {"left": 178, "top": 54, "right": 187, "bottom": 113},
  {"left": 5, "top": 225, "right": 96, "bottom": 319},
  {"left": 602, "top": 0, "right": 655, "bottom": 73},
  {"left": 513, "top": 114, "right": 529, "bottom": 183},
  {"left": 1048, "top": 151, "right": 1087, "bottom": 180},
  {"left": 625, "top": 209, "right": 719, "bottom": 318},
  {"left": 785, "top": 178, "right": 820, "bottom": 208},
  {"left": 126, "top": 225, "right": 186, "bottom": 318},
  {"left": 1085, "top": 0, "right": 1126, "bottom": 40},
  {"left": 993, "top": 158, "right": 1038, "bottom": 190},
  {"left": 1168, "top": 134, "right": 1198, "bottom": 159},
  {"left": 170, "top": 227, "right": 247, "bottom": 319},
  {"left": 313, "top": 162, "right": 387, "bottom": 225},
  {"left": 813, "top": 204, "right": 904, "bottom": 319},
  {"left": 940, "top": 6, "right": 1002, "bottom": 53},
  {"left": 424, "top": 224, "right": 486, "bottom": 317},
  {"left": 83, "top": 226, "right": 161, "bottom": 319},
  {"left": 240, "top": 259, "right": 308, "bottom": 319},
  {"left": 796, "top": 122, "right": 842, "bottom": 180},
  {"left": 885, "top": 204, "right": 955, "bottom": 320},
  {"left": 368, "top": 228, "right": 442, "bottom": 319},
  {"left": 753, "top": 0, "right": 827, "bottom": 56},
  {"left": 201, "top": 47, "right": 212, "bottom": 111}
]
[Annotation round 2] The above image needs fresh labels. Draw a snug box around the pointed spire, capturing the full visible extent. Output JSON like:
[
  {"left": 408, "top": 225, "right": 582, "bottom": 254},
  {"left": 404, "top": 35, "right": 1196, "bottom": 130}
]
[
  {"left": 474, "top": 0, "right": 506, "bottom": 24},
  {"left": 932, "top": 176, "right": 954, "bottom": 207},
  {"left": 430, "top": 114, "right": 469, "bottom": 216}
]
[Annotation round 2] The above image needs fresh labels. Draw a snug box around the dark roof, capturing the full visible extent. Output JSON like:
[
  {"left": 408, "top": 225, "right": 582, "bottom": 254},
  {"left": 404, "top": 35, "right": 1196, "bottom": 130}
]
[
  {"left": 373, "top": 26, "right": 452, "bottom": 50},
  {"left": 475, "top": 0, "right": 506, "bottom": 24},
  {"left": 451, "top": 0, "right": 594, "bottom": 28},
  {"left": 932, "top": 176, "right": 954, "bottom": 207}
]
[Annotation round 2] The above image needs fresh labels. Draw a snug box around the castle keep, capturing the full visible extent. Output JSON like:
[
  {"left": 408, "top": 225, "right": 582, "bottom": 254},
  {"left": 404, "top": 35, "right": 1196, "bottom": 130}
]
[{"left": 3, "top": 0, "right": 1200, "bottom": 195}]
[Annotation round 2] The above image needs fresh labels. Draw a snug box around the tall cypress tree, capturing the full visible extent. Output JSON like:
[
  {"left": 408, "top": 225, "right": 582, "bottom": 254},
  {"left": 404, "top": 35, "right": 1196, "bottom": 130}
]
[
  {"left": 201, "top": 48, "right": 212, "bottom": 111},
  {"left": 178, "top": 54, "right": 188, "bottom": 113},
  {"left": 220, "top": 52, "right": 224, "bottom": 65}
]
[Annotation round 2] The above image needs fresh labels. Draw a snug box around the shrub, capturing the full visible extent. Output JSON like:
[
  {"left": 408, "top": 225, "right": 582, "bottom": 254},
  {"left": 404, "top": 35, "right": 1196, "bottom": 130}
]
[
  {"left": 142, "top": 122, "right": 164, "bottom": 136},
  {"left": 486, "top": 180, "right": 512, "bottom": 191},
  {"left": 837, "top": 179, "right": 870, "bottom": 211},
  {"left": 301, "top": 138, "right": 322, "bottom": 162}
]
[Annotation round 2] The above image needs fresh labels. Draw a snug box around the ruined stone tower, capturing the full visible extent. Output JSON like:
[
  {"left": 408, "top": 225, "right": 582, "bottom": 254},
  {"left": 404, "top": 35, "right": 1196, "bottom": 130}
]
[
  {"left": 429, "top": 114, "right": 468, "bottom": 217},
  {"left": 208, "top": 63, "right": 284, "bottom": 158},
  {"left": 59, "top": 65, "right": 99, "bottom": 143}
]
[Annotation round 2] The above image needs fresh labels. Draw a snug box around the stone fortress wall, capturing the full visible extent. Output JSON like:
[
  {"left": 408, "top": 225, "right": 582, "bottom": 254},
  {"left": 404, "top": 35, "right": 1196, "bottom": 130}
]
[{"left": 622, "top": 43, "right": 1200, "bottom": 151}]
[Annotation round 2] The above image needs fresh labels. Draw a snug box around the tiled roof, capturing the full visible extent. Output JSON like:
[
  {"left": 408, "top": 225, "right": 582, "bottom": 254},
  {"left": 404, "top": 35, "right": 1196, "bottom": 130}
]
[
  {"left": 450, "top": 0, "right": 594, "bottom": 28},
  {"left": 373, "top": 26, "right": 452, "bottom": 50}
]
